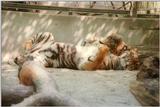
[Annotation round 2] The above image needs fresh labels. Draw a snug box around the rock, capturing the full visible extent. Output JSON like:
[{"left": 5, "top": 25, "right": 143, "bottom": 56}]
[
  {"left": 137, "top": 56, "right": 159, "bottom": 80},
  {"left": 130, "top": 56, "right": 159, "bottom": 106},
  {"left": 130, "top": 79, "right": 159, "bottom": 106}
]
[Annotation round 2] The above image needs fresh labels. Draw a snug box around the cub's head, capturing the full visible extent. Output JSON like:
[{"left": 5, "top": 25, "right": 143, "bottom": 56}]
[{"left": 100, "top": 33, "right": 128, "bottom": 56}]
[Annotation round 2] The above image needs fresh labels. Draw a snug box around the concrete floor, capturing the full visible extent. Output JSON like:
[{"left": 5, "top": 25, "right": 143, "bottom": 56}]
[{"left": 2, "top": 63, "right": 141, "bottom": 106}]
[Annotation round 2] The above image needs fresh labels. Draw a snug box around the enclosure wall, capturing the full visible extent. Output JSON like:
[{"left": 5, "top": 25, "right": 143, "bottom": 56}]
[{"left": 2, "top": 11, "right": 159, "bottom": 62}]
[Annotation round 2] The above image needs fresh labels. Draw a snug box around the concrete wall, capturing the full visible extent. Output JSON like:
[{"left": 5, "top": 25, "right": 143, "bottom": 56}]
[{"left": 2, "top": 11, "right": 159, "bottom": 62}]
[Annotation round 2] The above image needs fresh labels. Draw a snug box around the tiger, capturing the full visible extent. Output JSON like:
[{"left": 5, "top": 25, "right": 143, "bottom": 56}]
[
  {"left": 81, "top": 32, "right": 128, "bottom": 56},
  {"left": 14, "top": 32, "right": 108, "bottom": 71},
  {"left": 81, "top": 32, "right": 140, "bottom": 70},
  {"left": 15, "top": 32, "right": 139, "bottom": 71}
]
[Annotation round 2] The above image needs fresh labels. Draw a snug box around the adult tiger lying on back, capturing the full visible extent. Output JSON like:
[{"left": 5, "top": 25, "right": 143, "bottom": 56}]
[
  {"left": 15, "top": 32, "right": 139, "bottom": 71},
  {"left": 15, "top": 32, "right": 108, "bottom": 70}
]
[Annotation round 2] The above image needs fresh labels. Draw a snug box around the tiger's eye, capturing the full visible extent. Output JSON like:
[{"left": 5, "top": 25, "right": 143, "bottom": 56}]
[{"left": 123, "top": 46, "right": 127, "bottom": 50}]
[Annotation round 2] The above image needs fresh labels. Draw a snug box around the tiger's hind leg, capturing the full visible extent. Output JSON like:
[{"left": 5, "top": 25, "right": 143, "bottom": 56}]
[
  {"left": 14, "top": 32, "right": 55, "bottom": 66},
  {"left": 23, "top": 32, "right": 55, "bottom": 51}
]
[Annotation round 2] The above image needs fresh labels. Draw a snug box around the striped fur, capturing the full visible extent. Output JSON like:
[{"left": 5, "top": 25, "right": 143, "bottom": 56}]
[
  {"left": 24, "top": 32, "right": 55, "bottom": 52},
  {"left": 15, "top": 32, "right": 108, "bottom": 71},
  {"left": 15, "top": 32, "right": 55, "bottom": 66},
  {"left": 15, "top": 32, "right": 139, "bottom": 71},
  {"left": 98, "top": 48, "right": 140, "bottom": 70}
]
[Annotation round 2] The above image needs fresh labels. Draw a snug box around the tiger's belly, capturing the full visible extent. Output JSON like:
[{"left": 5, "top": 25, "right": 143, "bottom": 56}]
[{"left": 76, "top": 44, "right": 108, "bottom": 70}]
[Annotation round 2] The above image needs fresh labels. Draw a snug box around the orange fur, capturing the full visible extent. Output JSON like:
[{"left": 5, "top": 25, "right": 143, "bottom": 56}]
[
  {"left": 19, "top": 64, "right": 36, "bottom": 86},
  {"left": 83, "top": 44, "right": 109, "bottom": 70},
  {"left": 113, "top": 41, "right": 127, "bottom": 56},
  {"left": 23, "top": 40, "right": 33, "bottom": 51}
]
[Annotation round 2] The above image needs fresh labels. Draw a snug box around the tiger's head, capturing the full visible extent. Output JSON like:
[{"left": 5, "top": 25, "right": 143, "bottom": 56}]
[
  {"left": 82, "top": 33, "right": 128, "bottom": 56},
  {"left": 100, "top": 33, "right": 128, "bottom": 56}
]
